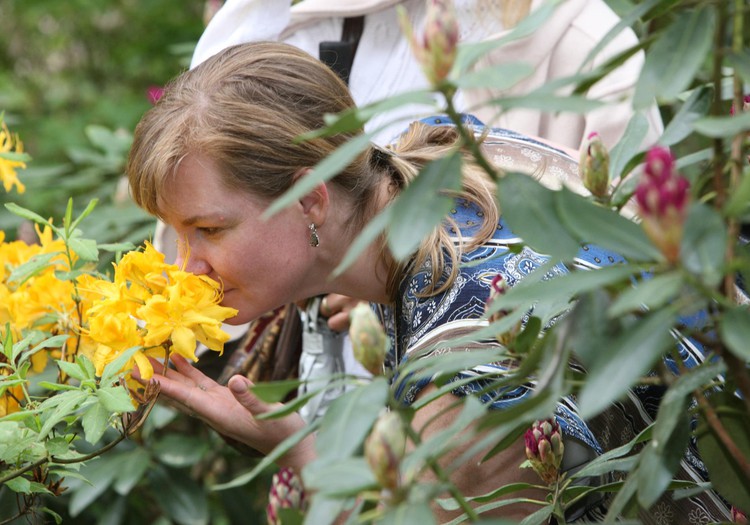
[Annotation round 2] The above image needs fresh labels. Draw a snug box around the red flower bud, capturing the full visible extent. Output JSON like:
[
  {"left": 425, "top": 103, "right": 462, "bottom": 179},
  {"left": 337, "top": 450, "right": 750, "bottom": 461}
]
[
  {"left": 267, "top": 467, "right": 306, "bottom": 525},
  {"left": 730, "top": 94, "right": 750, "bottom": 116},
  {"left": 732, "top": 507, "right": 748, "bottom": 524},
  {"left": 634, "top": 146, "right": 690, "bottom": 264},
  {"left": 365, "top": 410, "right": 407, "bottom": 491},
  {"left": 524, "top": 418, "right": 564, "bottom": 485},
  {"left": 349, "top": 303, "right": 388, "bottom": 376},
  {"left": 399, "top": 0, "right": 459, "bottom": 86},
  {"left": 146, "top": 86, "right": 164, "bottom": 106},
  {"left": 580, "top": 132, "right": 610, "bottom": 199}
]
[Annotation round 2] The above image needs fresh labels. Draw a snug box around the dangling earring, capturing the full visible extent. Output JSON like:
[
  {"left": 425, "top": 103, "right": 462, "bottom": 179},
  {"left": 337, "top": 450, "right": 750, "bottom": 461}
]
[{"left": 309, "top": 223, "right": 320, "bottom": 247}]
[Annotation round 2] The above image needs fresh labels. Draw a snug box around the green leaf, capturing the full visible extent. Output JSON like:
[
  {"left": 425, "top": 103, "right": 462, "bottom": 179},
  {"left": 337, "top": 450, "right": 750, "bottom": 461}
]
[
  {"left": 680, "top": 203, "right": 727, "bottom": 287},
  {"left": 607, "top": 272, "right": 684, "bottom": 318},
  {"left": 81, "top": 400, "right": 111, "bottom": 444},
  {"left": 693, "top": 111, "right": 750, "bottom": 138},
  {"left": 68, "top": 237, "right": 99, "bottom": 261},
  {"left": 152, "top": 434, "right": 210, "bottom": 468},
  {"left": 4, "top": 203, "right": 60, "bottom": 236},
  {"left": 578, "top": 308, "right": 676, "bottom": 419},
  {"left": 658, "top": 85, "right": 713, "bottom": 147},
  {"left": 380, "top": 501, "right": 437, "bottom": 525},
  {"left": 5, "top": 252, "right": 60, "bottom": 286},
  {"left": 633, "top": 7, "right": 715, "bottom": 108},
  {"left": 151, "top": 467, "right": 209, "bottom": 525},
  {"left": 68, "top": 456, "right": 123, "bottom": 516},
  {"left": 455, "top": 62, "right": 534, "bottom": 90},
  {"left": 315, "top": 378, "right": 389, "bottom": 461},
  {"left": 518, "top": 504, "right": 554, "bottom": 525},
  {"left": 100, "top": 345, "right": 142, "bottom": 385},
  {"left": 250, "top": 378, "right": 302, "bottom": 403},
  {"left": 728, "top": 50, "right": 750, "bottom": 84},
  {"left": 609, "top": 113, "right": 649, "bottom": 181},
  {"left": 38, "top": 390, "right": 87, "bottom": 439},
  {"left": 496, "top": 172, "right": 580, "bottom": 260},
  {"left": 0, "top": 150, "right": 31, "bottom": 162},
  {"left": 491, "top": 93, "right": 603, "bottom": 114},
  {"left": 56, "top": 360, "right": 88, "bottom": 382},
  {"left": 720, "top": 307, "right": 750, "bottom": 361},
  {"left": 113, "top": 448, "right": 151, "bottom": 495},
  {"left": 97, "top": 385, "right": 136, "bottom": 413},
  {"left": 264, "top": 131, "right": 374, "bottom": 218},
  {"left": 302, "top": 457, "right": 377, "bottom": 496},
  {"left": 69, "top": 198, "right": 99, "bottom": 233},
  {"left": 388, "top": 153, "right": 462, "bottom": 260},
  {"left": 555, "top": 188, "right": 660, "bottom": 261},
  {"left": 697, "top": 392, "right": 750, "bottom": 514},
  {"left": 725, "top": 168, "right": 750, "bottom": 217}
]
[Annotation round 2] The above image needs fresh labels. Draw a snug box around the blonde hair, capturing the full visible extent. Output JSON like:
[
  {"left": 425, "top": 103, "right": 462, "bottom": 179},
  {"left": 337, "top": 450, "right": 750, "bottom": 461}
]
[{"left": 127, "top": 41, "right": 498, "bottom": 302}]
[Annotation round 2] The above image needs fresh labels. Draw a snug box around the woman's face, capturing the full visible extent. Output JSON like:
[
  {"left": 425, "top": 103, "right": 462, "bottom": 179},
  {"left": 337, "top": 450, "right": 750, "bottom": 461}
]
[{"left": 157, "top": 154, "right": 314, "bottom": 325}]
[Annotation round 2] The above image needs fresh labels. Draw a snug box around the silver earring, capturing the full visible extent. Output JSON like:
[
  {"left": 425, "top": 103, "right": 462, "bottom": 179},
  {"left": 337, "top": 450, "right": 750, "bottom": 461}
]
[{"left": 309, "top": 223, "right": 320, "bottom": 247}]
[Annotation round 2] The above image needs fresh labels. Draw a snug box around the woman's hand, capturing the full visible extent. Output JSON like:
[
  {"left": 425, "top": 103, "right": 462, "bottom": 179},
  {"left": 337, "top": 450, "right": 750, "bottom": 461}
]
[
  {"left": 135, "top": 354, "right": 316, "bottom": 469},
  {"left": 319, "top": 293, "right": 362, "bottom": 332}
]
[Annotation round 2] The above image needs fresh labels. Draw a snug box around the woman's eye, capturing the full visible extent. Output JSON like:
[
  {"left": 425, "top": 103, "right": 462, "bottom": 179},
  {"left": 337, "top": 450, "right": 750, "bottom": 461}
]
[{"left": 198, "top": 227, "right": 222, "bottom": 236}]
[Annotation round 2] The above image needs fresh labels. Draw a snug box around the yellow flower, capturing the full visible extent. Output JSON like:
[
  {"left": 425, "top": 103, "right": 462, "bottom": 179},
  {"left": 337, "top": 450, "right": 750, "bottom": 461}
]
[
  {"left": 113, "top": 241, "right": 170, "bottom": 300},
  {"left": 0, "top": 381, "right": 23, "bottom": 417},
  {"left": 88, "top": 311, "right": 146, "bottom": 376},
  {"left": 0, "top": 121, "right": 27, "bottom": 194}
]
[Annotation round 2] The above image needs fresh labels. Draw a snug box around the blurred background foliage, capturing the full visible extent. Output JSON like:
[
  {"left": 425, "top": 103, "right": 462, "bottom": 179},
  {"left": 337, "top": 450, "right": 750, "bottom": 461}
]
[
  {"left": 0, "top": 0, "right": 203, "bottom": 271},
  {"left": 0, "top": 2, "right": 276, "bottom": 524}
]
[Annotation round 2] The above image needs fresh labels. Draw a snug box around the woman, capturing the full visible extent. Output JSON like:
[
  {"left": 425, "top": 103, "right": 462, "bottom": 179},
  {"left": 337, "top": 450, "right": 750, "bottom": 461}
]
[{"left": 127, "top": 42, "right": 728, "bottom": 521}]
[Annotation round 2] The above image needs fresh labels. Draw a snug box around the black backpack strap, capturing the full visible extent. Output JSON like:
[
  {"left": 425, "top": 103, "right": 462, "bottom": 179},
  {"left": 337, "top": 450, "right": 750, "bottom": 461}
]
[{"left": 318, "top": 15, "right": 365, "bottom": 86}]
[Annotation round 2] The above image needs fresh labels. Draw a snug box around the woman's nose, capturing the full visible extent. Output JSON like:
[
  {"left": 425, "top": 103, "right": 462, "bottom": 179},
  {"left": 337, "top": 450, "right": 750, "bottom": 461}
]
[{"left": 175, "top": 241, "right": 212, "bottom": 275}]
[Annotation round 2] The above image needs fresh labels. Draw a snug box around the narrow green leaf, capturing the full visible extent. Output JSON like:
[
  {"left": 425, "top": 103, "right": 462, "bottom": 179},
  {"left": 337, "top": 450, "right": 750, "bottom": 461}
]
[
  {"left": 100, "top": 345, "right": 142, "bottom": 385},
  {"left": 380, "top": 501, "right": 437, "bottom": 525},
  {"left": 113, "top": 449, "right": 151, "bottom": 495},
  {"left": 6, "top": 252, "right": 60, "bottom": 287},
  {"left": 609, "top": 113, "right": 648, "bottom": 181},
  {"left": 633, "top": 8, "right": 715, "bottom": 108},
  {"left": 152, "top": 434, "right": 210, "bottom": 468},
  {"left": 81, "top": 400, "right": 111, "bottom": 444},
  {"left": 64, "top": 198, "right": 74, "bottom": 232},
  {"left": 38, "top": 390, "right": 87, "bottom": 439},
  {"left": 518, "top": 504, "right": 554, "bottom": 525},
  {"left": 680, "top": 203, "right": 727, "bottom": 287},
  {"left": 579, "top": 308, "right": 676, "bottom": 419},
  {"left": 302, "top": 457, "right": 377, "bottom": 496},
  {"left": 455, "top": 62, "right": 533, "bottom": 90},
  {"left": 56, "top": 360, "right": 87, "bottom": 382},
  {"left": 4, "top": 203, "right": 58, "bottom": 232},
  {"left": 720, "top": 307, "right": 750, "bottom": 361},
  {"left": 264, "top": 132, "right": 374, "bottom": 218},
  {"left": 725, "top": 168, "right": 750, "bottom": 217},
  {"left": 607, "top": 272, "right": 684, "bottom": 317},
  {"left": 315, "top": 378, "right": 388, "bottom": 461},
  {"left": 249, "top": 378, "right": 302, "bottom": 403},
  {"left": 69, "top": 198, "right": 99, "bottom": 233},
  {"left": 97, "top": 385, "right": 136, "bottom": 413},
  {"left": 728, "top": 50, "right": 750, "bottom": 84},
  {"left": 388, "top": 153, "right": 462, "bottom": 260},
  {"left": 68, "top": 237, "right": 99, "bottom": 261},
  {"left": 658, "top": 85, "right": 713, "bottom": 147},
  {"left": 333, "top": 205, "right": 392, "bottom": 277},
  {"left": 0, "top": 150, "right": 32, "bottom": 162},
  {"left": 693, "top": 111, "right": 750, "bottom": 138},
  {"left": 491, "top": 93, "right": 603, "bottom": 114},
  {"left": 496, "top": 172, "right": 580, "bottom": 260},
  {"left": 555, "top": 188, "right": 660, "bottom": 261}
]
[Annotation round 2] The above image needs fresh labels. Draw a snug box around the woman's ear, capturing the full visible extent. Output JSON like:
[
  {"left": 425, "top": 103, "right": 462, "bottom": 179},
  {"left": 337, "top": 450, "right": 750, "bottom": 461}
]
[{"left": 295, "top": 168, "right": 330, "bottom": 224}]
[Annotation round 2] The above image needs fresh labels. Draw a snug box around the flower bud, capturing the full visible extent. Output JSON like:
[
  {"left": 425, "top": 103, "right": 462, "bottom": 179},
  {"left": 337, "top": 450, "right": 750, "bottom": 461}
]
[
  {"left": 364, "top": 410, "right": 407, "bottom": 491},
  {"left": 399, "top": 0, "right": 459, "bottom": 86},
  {"left": 524, "top": 418, "right": 564, "bottom": 485},
  {"left": 732, "top": 507, "right": 748, "bottom": 524},
  {"left": 349, "top": 302, "right": 388, "bottom": 376},
  {"left": 634, "top": 146, "right": 690, "bottom": 264},
  {"left": 267, "top": 467, "right": 306, "bottom": 525},
  {"left": 579, "top": 132, "right": 610, "bottom": 199},
  {"left": 485, "top": 274, "right": 521, "bottom": 346},
  {"left": 146, "top": 86, "right": 164, "bottom": 106}
]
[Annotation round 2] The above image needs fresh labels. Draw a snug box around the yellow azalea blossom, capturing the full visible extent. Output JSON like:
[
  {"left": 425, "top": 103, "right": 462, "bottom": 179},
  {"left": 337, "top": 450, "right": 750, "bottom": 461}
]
[
  {"left": 88, "top": 311, "right": 146, "bottom": 376},
  {"left": 0, "top": 121, "right": 27, "bottom": 194},
  {"left": 113, "top": 242, "right": 170, "bottom": 299},
  {"left": 0, "top": 382, "right": 23, "bottom": 417}
]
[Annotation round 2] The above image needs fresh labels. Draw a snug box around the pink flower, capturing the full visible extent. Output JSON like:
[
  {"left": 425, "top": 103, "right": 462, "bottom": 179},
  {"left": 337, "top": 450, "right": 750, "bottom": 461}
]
[
  {"left": 399, "top": 0, "right": 459, "bottom": 86},
  {"left": 634, "top": 146, "right": 690, "bottom": 264},
  {"left": 146, "top": 86, "right": 164, "bottom": 106},
  {"left": 579, "top": 132, "right": 610, "bottom": 199},
  {"left": 267, "top": 467, "right": 306, "bottom": 525},
  {"left": 524, "top": 418, "right": 565, "bottom": 485}
]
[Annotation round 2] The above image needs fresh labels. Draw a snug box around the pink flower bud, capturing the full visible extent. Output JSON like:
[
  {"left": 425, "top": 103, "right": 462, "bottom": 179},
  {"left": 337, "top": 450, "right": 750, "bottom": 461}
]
[
  {"left": 399, "top": 0, "right": 459, "bottom": 86},
  {"left": 364, "top": 411, "right": 406, "bottom": 491},
  {"left": 579, "top": 132, "right": 610, "bottom": 198},
  {"left": 485, "top": 274, "right": 521, "bottom": 346},
  {"left": 267, "top": 467, "right": 306, "bottom": 525},
  {"left": 348, "top": 303, "right": 388, "bottom": 376},
  {"left": 524, "top": 418, "right": 565, "bottom": 485},
  {"left": 634, "top": 146, "right": 690, "bottom": 264},
  {"left": 146, "top": 86, "right": 164, "bottom": 106},
  {"left": 733, "top": 507, "right": 749, "bottom": 524}
]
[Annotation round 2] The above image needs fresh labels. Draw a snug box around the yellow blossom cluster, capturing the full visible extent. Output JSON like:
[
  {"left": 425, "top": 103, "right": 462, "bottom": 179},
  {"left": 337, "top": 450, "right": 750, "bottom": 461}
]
[
  {"left": 82, "top": 242, "right": 238, "bottom": 380},
  {"left": 0, "top": 228, "right": 237, "bottom": 413},
  {"left": 0, "top": 121, "right": 27, "bottom": 194}
]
